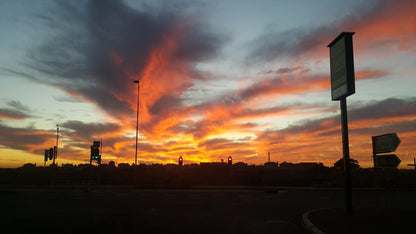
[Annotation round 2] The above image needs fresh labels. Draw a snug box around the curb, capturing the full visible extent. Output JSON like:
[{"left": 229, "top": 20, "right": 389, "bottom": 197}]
[{"left": 301, "top": 208, "right": 327, "bottom": 234}]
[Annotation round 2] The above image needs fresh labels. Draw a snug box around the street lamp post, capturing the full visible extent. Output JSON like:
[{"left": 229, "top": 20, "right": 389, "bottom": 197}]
[
  {"left": 53, "top": 124, "right": 59, "bottom": 165},
  {"left": 134, "top": 80, "right": 140, "bottom": 166}
]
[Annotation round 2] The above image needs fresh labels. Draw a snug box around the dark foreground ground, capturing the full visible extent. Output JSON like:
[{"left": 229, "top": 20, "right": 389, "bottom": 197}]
[
  {"left": 308, "top": 207, "right": 416, "bottom": 234},
  {"left": 2, "top": 186, "right": 416, "bottom": 234}
]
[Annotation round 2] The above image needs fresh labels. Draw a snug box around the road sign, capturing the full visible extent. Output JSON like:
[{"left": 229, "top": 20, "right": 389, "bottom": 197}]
[
  {"left": 374, "top": 154, "right": 401, "bottom": 169},
  {"left": 372, "top": 133, "right": 401, "bottom": 155},
  {"left": 328, "top": 32, "right": 355, "bottom": 101}
]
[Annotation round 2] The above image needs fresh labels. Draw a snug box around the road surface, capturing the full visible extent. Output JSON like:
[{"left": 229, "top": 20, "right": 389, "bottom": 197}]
[{"left": 2, "top": 186, "right": 416, "bottom": 233}]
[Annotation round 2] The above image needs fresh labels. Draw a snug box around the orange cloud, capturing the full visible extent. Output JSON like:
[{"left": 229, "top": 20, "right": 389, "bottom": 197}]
[
  {"left": 0, "top": 114, "right": 25, "bottom": 120},
  {"left": 343, "top": 0, "right": 416, "bottom": 52}
]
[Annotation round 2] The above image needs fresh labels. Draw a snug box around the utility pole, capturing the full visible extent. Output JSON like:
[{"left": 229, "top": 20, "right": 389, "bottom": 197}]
[
  {"left": 101, "top": 138, "right": 103, "bottom": 160},
  {"left": 133, "top": 80, "right": 140, "bottom": 185},
  {"left": 53, "top": 124, "right": 59, "bottom": 165}
]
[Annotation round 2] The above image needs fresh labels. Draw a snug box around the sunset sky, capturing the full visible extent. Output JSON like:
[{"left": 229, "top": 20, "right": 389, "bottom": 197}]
[{"left": 1, "top": 0, "right": 415, "bottom": 168}]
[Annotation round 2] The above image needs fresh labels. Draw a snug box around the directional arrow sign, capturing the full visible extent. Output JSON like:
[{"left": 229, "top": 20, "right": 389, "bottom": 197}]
[
  {"left": 374, "top": 154, "right": 401, "bottom": 169},
  {"left": 372, "top": 133, "right": 401, "bottom": 155}
]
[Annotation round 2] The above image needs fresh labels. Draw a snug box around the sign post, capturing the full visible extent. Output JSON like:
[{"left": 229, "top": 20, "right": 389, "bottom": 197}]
[{"left": 328, "top": 32, "right": 356, "bottom": 215}]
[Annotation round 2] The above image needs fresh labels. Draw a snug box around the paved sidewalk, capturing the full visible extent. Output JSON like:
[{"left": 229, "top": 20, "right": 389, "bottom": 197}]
[{"left": 303, "top": 208, "right": 416, "bottom": 234}]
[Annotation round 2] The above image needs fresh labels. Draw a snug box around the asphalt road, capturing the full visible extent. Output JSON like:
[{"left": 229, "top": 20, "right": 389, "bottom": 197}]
[{"left": 2, "top": 186, "right": 416, "bottom": 233}]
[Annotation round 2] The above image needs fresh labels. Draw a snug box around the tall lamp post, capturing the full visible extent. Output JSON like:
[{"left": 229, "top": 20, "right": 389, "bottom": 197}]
[
  {"left": 53, "top": 124, "right": 59, "bottom": 165},
  {"left": 134, "top": 80, "right": 140, "bottom": 166}
]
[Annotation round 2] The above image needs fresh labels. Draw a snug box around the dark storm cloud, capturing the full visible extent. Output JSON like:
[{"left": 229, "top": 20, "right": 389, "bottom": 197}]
[
  {"left": 275, "top": 66, "right": 310, "bottom": 75},
  {"left": 0, "top": 100, "right": 32, "bottom": 119},
  {"left": 245, "top": 1, "right": 383, "bottom": 62},
  {"left": 61, "top": 120, "right": 121, "bottom": 139},
  {"left": 0, "top": 108, "right": 31, "bottom": 120},
  {"left": 0, "top": 119, "right": 122, "bottom": 154},
  {"left": 305, "top": 97, "right": 416, "bottom": 135},
  {"left": 25, "top": 0, "right": 224, "bottom": 118},
  {"left": 7, "top": 100, "right": 30, "bottom": 112},
  {"left": 353, "top": 119, "right": 416, "bottom": 136},
  {"left": 257, "top": 97, "right": 416, "bottom": 142},
  {"left": 0, "top": 122, "right": 52, "bottom": 153},
  {"left": 247, "top": 26, "right": 333, "bottom": 62},
  {"left": 349, "top": 98, "right": 416, "bottom": 122}
]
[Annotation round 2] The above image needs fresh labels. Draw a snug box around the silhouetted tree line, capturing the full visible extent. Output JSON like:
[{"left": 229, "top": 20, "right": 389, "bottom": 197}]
[{"left": 1, "top": 161, "right": 416, "bottom": 188}]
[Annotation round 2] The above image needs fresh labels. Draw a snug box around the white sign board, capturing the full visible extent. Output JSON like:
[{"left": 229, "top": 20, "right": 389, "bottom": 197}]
[{"left": 328, "top": 32, "right": 355, "bottom": 101}]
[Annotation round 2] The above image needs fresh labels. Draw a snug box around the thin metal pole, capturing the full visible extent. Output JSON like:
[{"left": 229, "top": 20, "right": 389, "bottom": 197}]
[
  {"left": 340, "top": 97, "right": 353, "bottom": 214},
  {"left": 101, "top": 138, "right": 103, "bottom": 158},
  {"left": 53, "top": 124, "right": 59, "bottom": 165},
  {"left": 135, "top": 81, "right": 140, "bottom": 166},
  {"left": 372, "top": 136, "right": 377, "bottom": 168}
]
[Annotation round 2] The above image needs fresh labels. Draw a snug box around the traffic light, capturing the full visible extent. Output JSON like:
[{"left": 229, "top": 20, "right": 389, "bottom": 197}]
[
  {"left": 48, "top": 148, "right": 53, "bottom": 160},
  {"left": 90, "top": 146, "right": 101, "bottom": 165},
  {"left": 178, "top": 156, "right": 183, "bottom": 166},
  {"left": 44, "top": 147, "right": 55, "bottom": 162},
  {"left": 91, "top": 147, "right": 99, "bottom": 158},
  {"left": 228, "top": 156, "right": 232, "bottom": 165},
  {"left": 91, "top": 154, "right": 101, "bottom": 164}
]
